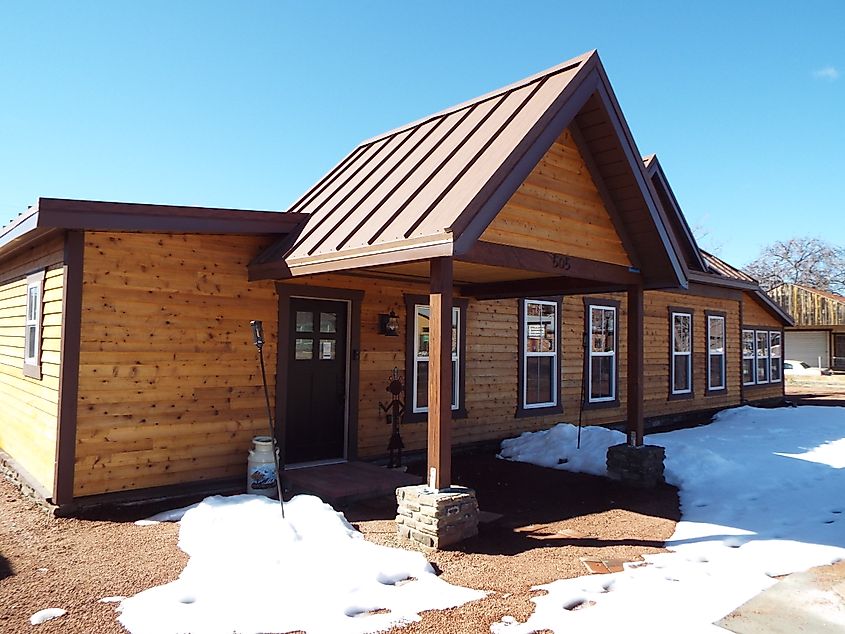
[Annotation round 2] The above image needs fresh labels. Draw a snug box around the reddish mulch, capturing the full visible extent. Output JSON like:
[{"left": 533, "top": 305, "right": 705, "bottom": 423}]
[{"left": 0, "top": 453, "right": 679, "bottom": 633}]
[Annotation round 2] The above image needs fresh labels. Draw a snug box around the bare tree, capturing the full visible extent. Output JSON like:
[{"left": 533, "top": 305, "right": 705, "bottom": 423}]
[{"left": 744, "top": 238, "right": 845, "bottom": 294}]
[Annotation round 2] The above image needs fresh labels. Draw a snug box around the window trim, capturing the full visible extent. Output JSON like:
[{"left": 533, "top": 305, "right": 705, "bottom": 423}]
[
  {"left": 742, "top": 325, "right": 783, "bottom": 388},
  {"left": 583, "top": 297, "right": 621, "bottom": 409},
  {"left": 403, "top": 294, "right": 468, "bottom": 424},
  {"left": 516, "top": 297, "right": 563, "bottom": 417},
  {"left": 742, "top": 328, "right": 756, "bottom": 387},
  {"left": 668, "top": 306, "right": 694, "bottom": 400},
  {"left": 23, "top": 270, "right": 46, "bottom": 380},
  {"left": 755, "top": 330, "right": 770, "bottom": 384},
  {"left": 705, "top": 310, "right": 727, "bottom": 394}
]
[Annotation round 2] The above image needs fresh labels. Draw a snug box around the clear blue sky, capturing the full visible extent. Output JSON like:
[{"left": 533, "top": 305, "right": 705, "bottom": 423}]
[{"left": 1, "top": 2, "right": 843, "bottom": 267}]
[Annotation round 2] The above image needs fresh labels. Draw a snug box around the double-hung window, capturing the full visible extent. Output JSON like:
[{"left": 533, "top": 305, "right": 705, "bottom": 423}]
[
  {"left": 404, "top": 295, "right": 467, "bottom": 421},
  {"left": 586, "top": 300, "right": 618, "bottom": 404},
  {"left": 706, "top": 312, "right": 726, "bottom": 392},
  {"left": 519, "top": 299, "right": 560, "bottom": 412},
  {"left": 670, "top": 310, "right": 693, "bottom": 396},
  {"left": 23, "top": 270, "right": 45, "bottom": 380},
  {"left": 742, "top": 328, "right": 782, "bottom": 386}
]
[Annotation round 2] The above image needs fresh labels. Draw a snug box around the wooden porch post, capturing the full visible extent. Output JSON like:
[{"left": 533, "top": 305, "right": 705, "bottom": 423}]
[
  {"left": 428, "top": 257, "right": 453, "bottom": 489},
  {"left": 627, "top": 284, "right": 644, "bottom": 446}
]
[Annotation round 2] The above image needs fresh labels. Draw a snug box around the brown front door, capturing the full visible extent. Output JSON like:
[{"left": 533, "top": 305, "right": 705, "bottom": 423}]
[
  {"left": 835, "top": 334, "right": 845, "bottom": 371},
  {"left": 285, "top": 298, "right": 348, "bottom": 463}
]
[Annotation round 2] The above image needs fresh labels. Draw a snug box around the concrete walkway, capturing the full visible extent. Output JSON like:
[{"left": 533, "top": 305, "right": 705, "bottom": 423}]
[{"left": 717, "top": 560, "right": 845, "bottom": 633}]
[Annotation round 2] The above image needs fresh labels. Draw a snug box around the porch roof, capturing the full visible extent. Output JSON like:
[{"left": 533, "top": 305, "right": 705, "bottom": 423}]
[{"left": 250, "top": 51, "right": 686, "bottom": 290}]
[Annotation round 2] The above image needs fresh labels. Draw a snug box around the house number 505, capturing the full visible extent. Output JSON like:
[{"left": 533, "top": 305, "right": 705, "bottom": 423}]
[{"left": 552, "top": 254, "right": 571, "bottom": 270}]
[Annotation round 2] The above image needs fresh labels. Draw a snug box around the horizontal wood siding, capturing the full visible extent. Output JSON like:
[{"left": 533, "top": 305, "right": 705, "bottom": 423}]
[
  {"left": 643, "top": 292, "right": 741, "bottom": 416},
  {"left": 480, "top": 127, "right": 632, "bottom": 267},
  {"left": 74, "top": 232, "right": 278, "bottom": 496},
  {"left": 0, "top": 235, "right": 65, "bottom": 491}
]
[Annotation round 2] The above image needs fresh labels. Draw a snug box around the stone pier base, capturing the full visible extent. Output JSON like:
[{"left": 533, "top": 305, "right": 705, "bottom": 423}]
[
  {"left": 395, "top": 485, "right": 479, "bottom": 550},
  {"left": 606, "top": 443, "right": 665, "bottom": 488}
]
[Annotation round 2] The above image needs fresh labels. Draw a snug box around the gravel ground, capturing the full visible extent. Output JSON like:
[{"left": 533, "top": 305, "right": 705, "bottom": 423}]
[
  {"left": 0, "top": 453, "right": 679, "bottom": 634},
  {"left": 786, "top": 375, "right": 845, "bottom": 405}
]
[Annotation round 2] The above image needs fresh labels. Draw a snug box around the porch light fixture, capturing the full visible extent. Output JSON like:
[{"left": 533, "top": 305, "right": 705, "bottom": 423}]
[{"left": 379, "top": 310, "right": 400, "bottom": 336}]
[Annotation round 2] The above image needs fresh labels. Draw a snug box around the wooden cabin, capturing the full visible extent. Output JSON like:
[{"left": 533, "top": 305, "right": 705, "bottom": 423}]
[
  {"left": 0, "top": 51, "right": 792, "bottom": 510},
  {"left": 768, "top": 283, "right": 845, "bottom": 370}
]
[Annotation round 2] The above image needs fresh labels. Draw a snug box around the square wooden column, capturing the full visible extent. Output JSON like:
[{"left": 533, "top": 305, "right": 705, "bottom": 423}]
[
  {"left": 427, "top": 257, "right": 453, "bottom": 490},
  {"left": 627, "top": 283, "right": 644, "bottom": 446}
]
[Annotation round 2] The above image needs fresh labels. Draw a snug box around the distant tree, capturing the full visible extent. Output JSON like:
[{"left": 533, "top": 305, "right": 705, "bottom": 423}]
[{"left": 744, "top": 237, "right": 845, "bottom": 294}]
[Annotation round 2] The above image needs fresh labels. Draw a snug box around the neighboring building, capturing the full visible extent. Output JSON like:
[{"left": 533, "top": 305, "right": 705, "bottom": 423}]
[
  {"left": 0, "top": 50, "right": 791, "bottom": 511},
  {"left": 768, "top": 283, "right": 845, "bottom": 370}
]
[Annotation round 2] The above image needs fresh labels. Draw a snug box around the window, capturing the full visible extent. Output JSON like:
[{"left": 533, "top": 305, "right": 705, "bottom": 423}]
[
  {"left": 23, "top": 270, "right": 45, "bottom": 380},
  {"left": 670, "top": 310, "right": 693, "bottom": 396},
  {"left": 756, "top": 330, "right": 770, "bottom": 384},
  {"left": 770, "top": 331, "right": 782, "bottom": 382},
  {"left": 742, "top": 330, "right": 755, "bottom": 386},
  {"left": 706, "top": 313, "right": 726, "bottom": 392},
  {"left": 519, "top": 299, "right": 560, "bottom": 412},
  {"left": 586, "top": 300, "right": 618, "bottom": 404},
  {"left": 404, "top": 295, "right": 467, "bottom": 422},
  {"left": 743, "top": 327, "right": 782, "bottom": 386}
]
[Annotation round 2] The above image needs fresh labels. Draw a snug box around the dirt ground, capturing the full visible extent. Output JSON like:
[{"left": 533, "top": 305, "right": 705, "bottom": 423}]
[
  {"left": 0, "top": 452, "right": 678, "bottom": 634},
  {"left": 785, "top": 374, "right": 845, "bottom": 405}
]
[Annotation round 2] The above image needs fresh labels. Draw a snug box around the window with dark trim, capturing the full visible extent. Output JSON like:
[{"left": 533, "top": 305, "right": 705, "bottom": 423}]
[
  {"left": 670, "top": 309, "right": 693, "bottom": 397},
  {"left": 403, "top": 294, "right": 468, "bottom": 423},
  {"left": 517, "top": 298, "right": 562, "bottom": 415},
  {"left": 584, "top": 298, "right": 619, "bottom": 406},
  {"left": 23, "top": 270, "right": 45, "bottom": 380},
  {"left": 706, "top": 312, "right": 726, "bottom": 393},
  {"left": 743, "top": 327, "right": 782, "bottom": 386}
]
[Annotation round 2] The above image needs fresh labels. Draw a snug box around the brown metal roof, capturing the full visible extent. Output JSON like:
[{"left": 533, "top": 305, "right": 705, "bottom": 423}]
[
  {"left": 252, "top": 50, "right": 686, "bottom": 287},
  {"left": 701, "top": 250, "right": 757, "bottom": 283}
]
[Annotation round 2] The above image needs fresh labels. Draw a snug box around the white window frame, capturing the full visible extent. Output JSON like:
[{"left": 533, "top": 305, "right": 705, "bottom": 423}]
[
  {"left": 522, "top": 299, "right": 558, "bottom": 409},
  {"left": 671, "top": 311, "right": 692, "bottom": 396},
  {"left": 23, "top": 270, "right": 45, "bottom": 379},
  {"left": 707, "top": 314, "right": 726, "bottom": 391},
  {"left": 742, "top": 329, "right": 756, "bottom": 386},
  {"left": 588, "top": 304, "right": 617, "bottom": 404},
  {"left": 770, "top": 330, "right": 782, "bottom": 383},
  {"left": 412, "top": 304, "right": 460, "bottom": 414},
  {"left": 755, "top": 330, "right": 770, "bottom": 384}
]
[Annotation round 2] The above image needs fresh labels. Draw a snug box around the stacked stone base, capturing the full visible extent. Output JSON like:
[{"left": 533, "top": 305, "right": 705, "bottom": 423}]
[
  {"left": 396, "top": 485, "right": 479, "bottom": 550},
  {"left": 606, "top": 443, "right": 665, "bottom": 488}
]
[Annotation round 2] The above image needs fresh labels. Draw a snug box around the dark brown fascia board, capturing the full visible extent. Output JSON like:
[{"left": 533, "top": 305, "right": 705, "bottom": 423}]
[
  {"left": 34, "top": 198, "right": 308, "bottom": 235},
  {"left": 590, "top": 61, "right": 687, "bottom": 288},
  {"left": 688, "top": 270, "right": 759, "bottom": 291},
  {"left": 645, "top": 156, "right": 708, "bottom": 272}
]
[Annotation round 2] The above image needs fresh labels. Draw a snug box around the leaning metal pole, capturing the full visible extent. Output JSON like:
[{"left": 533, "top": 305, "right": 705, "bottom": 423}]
[{"left": 250, "top": 320, "right": 285, "bottom": 517}]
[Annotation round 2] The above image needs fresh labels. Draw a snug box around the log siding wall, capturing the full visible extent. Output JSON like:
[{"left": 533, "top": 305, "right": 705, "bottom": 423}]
[
  {"left": 74, "top": 232, "right": 278, "bottom": 496},
  {"left": 741, "top": 292, "right": 785, "bottom": 401},
  {"left": 0, "top": 234, "right": 65, "bottom": 492}
]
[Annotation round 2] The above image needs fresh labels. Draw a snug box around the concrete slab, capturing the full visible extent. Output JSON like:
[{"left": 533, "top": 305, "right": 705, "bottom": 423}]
[
  {"left": 716, "top": 561, "right": 845, "bottom": 633},
  {"left": 284, "top": 461, "right": 422, "bottom": 506}
]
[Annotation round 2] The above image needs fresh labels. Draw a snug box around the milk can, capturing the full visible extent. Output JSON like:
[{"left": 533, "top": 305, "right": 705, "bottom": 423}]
[{"left": 247, "top": 436, "right": 277, "bottom": 497}]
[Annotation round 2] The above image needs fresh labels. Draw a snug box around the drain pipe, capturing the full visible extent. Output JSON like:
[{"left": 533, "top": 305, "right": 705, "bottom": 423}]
[{"left": 250, "top": 320, "right": 285, "bottom": 517}]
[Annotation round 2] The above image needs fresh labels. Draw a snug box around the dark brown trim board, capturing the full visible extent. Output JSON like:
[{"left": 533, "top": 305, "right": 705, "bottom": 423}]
[
  {"left": 53, "top": 230, "right": 84, "bottom": 505},
  {"left": 667, "top": 305, "right": 695, "bottom": 401},
  {"left": 516, "top": 297, "right": 563, "bottom": 418},
  {"left": 275, "top": 283, "right": 364, "bottom": 463},
  {"left": 626, "top": 285, "right": 644, "bottom": 444},
  {"left": 704, "top": 309, "right": 728, "bottom": 396},
  {"left": 403, "top": 293, "right": 469, "bottom": 424},
  {"left": 582, "top": 296, "right": 622, "bottom": 410}
]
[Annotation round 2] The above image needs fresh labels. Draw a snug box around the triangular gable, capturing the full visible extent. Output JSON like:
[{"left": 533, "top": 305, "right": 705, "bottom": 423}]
[{"left": 250, "top": 51, "right": 686, "bottom": 289}]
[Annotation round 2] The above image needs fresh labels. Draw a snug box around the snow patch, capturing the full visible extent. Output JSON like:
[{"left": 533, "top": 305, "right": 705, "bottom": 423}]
[
  {"left": 30, "top": 608, "right": 66, "bottom": 625},
  {"left": 119, "top": 494, "right": 485, "bottom": 634}
]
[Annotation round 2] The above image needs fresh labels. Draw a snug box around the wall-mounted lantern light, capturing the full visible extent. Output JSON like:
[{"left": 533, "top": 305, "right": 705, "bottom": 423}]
[{"left": 379, "top": 310, "right": 400, "bottom": 336}]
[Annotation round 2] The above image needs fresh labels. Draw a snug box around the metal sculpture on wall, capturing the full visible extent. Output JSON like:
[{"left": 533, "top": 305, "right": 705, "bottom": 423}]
[{"left": 379, "top": 367, "right": 406, "bottom": 468}]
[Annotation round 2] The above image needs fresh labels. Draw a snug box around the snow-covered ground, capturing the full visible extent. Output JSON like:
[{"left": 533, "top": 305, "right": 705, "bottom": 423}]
[
  {"left": 494, "top": 406, "right": 845, "bottom": 633},
  {"left": 120, "top": 495, "right": 484, "bottom": 634}
]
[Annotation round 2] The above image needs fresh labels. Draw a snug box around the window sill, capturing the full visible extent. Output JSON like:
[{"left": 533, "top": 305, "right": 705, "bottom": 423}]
[
  {"left": 515, "top": 404, "right": 563, "bottom": 419},
  {"left": 23, "top": 363, "right": 41, "bottom": 380},
  {"left": 667, "top": 391, "right": 695, "bottom": 401},
  {"left": 404, "top": 407, "right": 468, "bottom": 424},
  {"left": 582, "top": 398, "right": 620, "bottom": 410}
]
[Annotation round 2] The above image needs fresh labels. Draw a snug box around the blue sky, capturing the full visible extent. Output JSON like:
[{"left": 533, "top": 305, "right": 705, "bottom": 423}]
[{"left": 1, "top": 2, "right": 843, "bottom": 267}]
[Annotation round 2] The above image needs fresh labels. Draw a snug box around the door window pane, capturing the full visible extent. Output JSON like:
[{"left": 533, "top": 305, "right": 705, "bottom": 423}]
[
  {"left": 295, "top": 311, "right": 313, "bottom": 332},
  {"left": 295, "top": 338, "right": 313, "bottom": 360},
  {"left": 319, "top": 339, "right": 336, "bottom": 360},
  {"left": 320, "top": 312, "right": 337, "bottom": 333}
]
